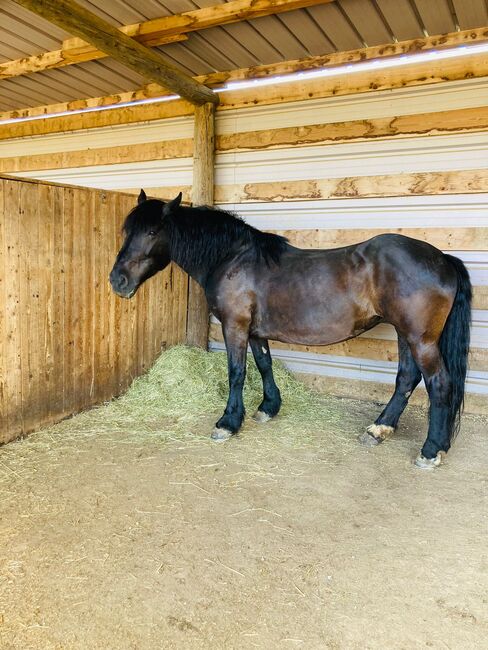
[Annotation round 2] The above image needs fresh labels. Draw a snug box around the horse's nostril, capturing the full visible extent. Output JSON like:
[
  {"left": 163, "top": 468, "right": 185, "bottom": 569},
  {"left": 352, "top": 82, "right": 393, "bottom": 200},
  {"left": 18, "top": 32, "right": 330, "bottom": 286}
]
[
  {"left": 118, "top": 273, "right": 128, "bottom": 289},
  {"left": 110, "top": 269, "right": 129, "bottom": 292}
]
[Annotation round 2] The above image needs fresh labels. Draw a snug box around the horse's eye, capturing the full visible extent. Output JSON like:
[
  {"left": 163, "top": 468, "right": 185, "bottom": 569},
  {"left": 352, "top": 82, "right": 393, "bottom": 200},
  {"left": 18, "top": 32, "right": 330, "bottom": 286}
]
[{"left": 148, "top": 230, "right": 157, "bottom": 237}]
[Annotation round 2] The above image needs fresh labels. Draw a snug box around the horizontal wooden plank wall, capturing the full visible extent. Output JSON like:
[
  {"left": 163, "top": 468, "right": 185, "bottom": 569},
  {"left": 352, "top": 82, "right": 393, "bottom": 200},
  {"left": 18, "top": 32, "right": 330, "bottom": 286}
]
[
  {"left": 0, "top": 176, "right": 188, "bottom": 444},
  {"left": 1, "top": 77, "right": 488, "bottom": 412}
]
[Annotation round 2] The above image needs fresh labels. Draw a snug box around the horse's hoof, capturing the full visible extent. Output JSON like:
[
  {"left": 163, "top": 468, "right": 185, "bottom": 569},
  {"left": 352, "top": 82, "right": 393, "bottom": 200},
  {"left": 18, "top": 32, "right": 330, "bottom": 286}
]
[
  {"left": 253, "top": 410, "right": 271, "bottom": 423},
  {"left": 359, "top": 424, "right": 394, "bottom": 447},
  {"left": 211, "top": 427, "right": 233, "bottom": 442},
  {"left": 414, "top": 452, "right": 443, "bottom": 469},
  {"left": 358, "top": 431, "right": 382, "bottom": 447}
]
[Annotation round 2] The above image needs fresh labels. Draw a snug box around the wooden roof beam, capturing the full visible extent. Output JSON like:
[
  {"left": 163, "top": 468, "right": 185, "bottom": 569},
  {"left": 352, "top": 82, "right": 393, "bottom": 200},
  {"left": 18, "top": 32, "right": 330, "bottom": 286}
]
[
  {"left": 13, "top": 0, "right": 218, "bottom": 106},
  {"left": 3, "top": 0, "right": 337, "bottom": 81}
]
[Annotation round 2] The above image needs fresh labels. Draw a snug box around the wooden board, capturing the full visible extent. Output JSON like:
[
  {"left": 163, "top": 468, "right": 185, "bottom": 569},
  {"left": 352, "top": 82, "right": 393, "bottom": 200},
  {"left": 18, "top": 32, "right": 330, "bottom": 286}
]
[
  {"left": 2, "top": 26, "right": 487, "bottom": 122},
  {"left": 0, "top": 139, "right": 194, "bottom": 174},
  {"left": 218, "top": 106, "right": 488, "bottom": 151},
  {"left": 276, "top": 227, "right": 488, "bottom": 251},
  {"left": 1, "top": 0, "right": 335, "bottom": 81},
  {"left": 0, "top": 176, "right": 189, "bottom": 444},
  {"left": 3, "top": 38, "right": 488, "bottom": 139},
  {"left": 213, "top": 171, "right": 488, "bottom": 203},
  {"left": 5, "top": 103, "right": 488, "bottom": 174}
]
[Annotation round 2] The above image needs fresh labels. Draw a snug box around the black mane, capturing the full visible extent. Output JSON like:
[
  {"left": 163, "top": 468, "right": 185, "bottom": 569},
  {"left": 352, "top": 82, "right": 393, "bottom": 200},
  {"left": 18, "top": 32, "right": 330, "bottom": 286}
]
[{"left": 124, "top": 200, "right": 289, "bottom": 275}]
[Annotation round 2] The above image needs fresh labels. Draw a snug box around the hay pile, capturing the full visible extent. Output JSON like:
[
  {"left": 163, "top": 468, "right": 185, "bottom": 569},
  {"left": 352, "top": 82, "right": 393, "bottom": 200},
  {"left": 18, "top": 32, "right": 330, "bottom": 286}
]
[{"left": 49, "top": 345, "right": 346, "bottom": 442}]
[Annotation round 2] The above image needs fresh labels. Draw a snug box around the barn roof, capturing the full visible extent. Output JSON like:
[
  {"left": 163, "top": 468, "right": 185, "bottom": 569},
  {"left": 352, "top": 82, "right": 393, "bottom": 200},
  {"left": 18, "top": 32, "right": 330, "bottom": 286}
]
[{"left": 0, "top": 0, "right": 487, "bottom": 115}]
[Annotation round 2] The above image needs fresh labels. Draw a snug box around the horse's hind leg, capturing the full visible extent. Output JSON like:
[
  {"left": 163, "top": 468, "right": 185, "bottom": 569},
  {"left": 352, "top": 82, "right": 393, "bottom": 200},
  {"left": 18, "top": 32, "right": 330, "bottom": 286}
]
[
  {"left": 249, "top": 337, "right": 281, "bottom": 422},
  {"left": 410, "top": 342, "right": 452, "bottom": 469},
  {"left": 360, "top": 335, "right": 421, "bottom": 447}
]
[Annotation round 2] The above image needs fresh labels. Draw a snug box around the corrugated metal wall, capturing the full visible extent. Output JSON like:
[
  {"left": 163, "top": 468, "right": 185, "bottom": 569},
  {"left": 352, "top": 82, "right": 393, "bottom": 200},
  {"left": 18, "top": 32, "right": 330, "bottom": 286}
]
[
  {"left": 0, "top": 176, "right": 188, "bottom": 443},
  {"left": 2, "top": 77, "right": 487, "bottom": 410}
]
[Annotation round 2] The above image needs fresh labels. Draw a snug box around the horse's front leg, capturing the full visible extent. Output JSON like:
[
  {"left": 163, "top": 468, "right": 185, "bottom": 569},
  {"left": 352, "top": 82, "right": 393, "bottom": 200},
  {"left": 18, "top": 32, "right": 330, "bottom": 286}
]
[
  {"left": 249, "top": 337, "right": 281, "bottom": 422},
  {"left": 212, "top": 323, "right": 249, "bottom": 441}
]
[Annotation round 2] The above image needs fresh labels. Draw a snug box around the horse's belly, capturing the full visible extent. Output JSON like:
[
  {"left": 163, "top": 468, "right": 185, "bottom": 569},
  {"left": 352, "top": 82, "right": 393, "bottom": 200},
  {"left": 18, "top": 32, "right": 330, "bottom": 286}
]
[
  {"left": 256, "top": 326, "right": 368, "bottom": 347},
  {"left": 253, "top": 311, "right": 380, "bottom": 346},
  {"left": 251, "top": 261, "right": 380, "bottom": 345}
]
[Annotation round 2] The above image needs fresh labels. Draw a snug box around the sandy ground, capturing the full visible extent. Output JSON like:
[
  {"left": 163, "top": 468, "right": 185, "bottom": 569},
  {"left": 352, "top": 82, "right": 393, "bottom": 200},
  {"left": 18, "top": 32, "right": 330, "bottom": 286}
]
[{"left": 0, "top": 398, "right": 487, "bottom": 650}]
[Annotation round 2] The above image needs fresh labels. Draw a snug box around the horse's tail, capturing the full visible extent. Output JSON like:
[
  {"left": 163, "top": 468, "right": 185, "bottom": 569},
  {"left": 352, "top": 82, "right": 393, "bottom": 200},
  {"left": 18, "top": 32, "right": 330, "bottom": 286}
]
[{"left": 440, "top": 254, "right": 472, "bottom": 442}]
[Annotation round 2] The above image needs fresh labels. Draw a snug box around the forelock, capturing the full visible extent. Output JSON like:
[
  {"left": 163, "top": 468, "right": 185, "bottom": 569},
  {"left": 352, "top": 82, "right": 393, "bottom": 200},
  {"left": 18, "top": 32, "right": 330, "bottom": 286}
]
[{"left": 122, "top": 199, "right": 165, "bottom": 234}]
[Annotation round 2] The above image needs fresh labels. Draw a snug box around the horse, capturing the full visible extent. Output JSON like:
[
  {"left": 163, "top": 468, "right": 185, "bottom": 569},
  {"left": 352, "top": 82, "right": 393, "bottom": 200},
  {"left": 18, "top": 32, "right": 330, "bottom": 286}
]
[{"left": 110, "top": 190, "right": 472, "bottom": 469}]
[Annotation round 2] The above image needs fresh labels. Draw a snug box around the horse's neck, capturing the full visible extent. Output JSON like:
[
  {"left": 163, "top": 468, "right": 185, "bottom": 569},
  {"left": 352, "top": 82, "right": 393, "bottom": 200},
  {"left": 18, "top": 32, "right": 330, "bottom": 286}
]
[{"left": 168, "top": 219, "right": 243, "bottom": 287}]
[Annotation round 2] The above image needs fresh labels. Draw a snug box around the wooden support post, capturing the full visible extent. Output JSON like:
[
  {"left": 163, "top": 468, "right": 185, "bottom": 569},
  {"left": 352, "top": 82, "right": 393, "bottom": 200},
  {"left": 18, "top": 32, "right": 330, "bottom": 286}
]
[{"left": 186, "top": 103, "right": 215, "bottom": 348}]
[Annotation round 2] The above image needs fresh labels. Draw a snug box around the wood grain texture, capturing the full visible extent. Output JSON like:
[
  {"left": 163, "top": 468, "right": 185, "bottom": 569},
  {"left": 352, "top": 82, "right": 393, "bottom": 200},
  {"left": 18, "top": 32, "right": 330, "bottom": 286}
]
[
  {"left": 3, "top": 41, "right": 488, "bottom": 138},
  {"left": 474, "top": 286, "right": 488, "bottom": 310},
  {"left": 2, "top": 26, "right": 487, "bottom": 121},
  {"left": 219, "top": 53, "right": 488, "bottom": 112},
  {"left": 126, "top": 174, "right": 488, "bottom": 211},
  {"left": 276, "top": 227, "right": 488, "bottom": 251},
  {"left": 3, "top": 0, "right": 334, "bottom": 81},
  {"left": 214, "top": 170, "right": 488, "bottom": 203},
  {"left": 5, "top": 105, "right": 488, "bottom": 173},
  {"left": 0, "top": 100, "right": 195, "bottom": 140},
  {"left": 3, "top": 181, "right": 23, "bottom": 434},
  {"left": 0, "top": 139, "right": 194, "bottom": 173},
  {"left": 0, "top": 34, "right": 187, "bottom": 80},
  {"left": 0, "top": 182, "right": 5, "bottom": 434},
  {"left": 13, "top": 0, "right": 218, "bottom": 106},
  {"left": 186, "top": 103, "right": 215, "bottom": 349},
  {"left": 0, "top": 176, "right": 188, "bottom": 445},
  {"left": 218, "top": 106, "right": 488, "bottom": 152}
]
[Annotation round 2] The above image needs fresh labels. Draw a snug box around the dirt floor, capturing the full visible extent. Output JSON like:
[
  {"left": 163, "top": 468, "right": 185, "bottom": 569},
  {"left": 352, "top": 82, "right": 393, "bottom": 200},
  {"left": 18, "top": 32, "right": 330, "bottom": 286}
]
[{"left": 0, "top": 396, "right": 487, "bottom": 649}]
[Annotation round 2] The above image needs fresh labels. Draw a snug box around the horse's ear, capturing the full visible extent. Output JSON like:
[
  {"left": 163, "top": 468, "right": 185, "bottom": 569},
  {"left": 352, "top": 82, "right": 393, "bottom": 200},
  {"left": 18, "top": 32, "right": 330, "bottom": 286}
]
[
  {"left": 162, "top": 192, "right": 182, "bottom": 216},
  {"left": 137, "top": 189, "right": 147, "bottom": 205}
]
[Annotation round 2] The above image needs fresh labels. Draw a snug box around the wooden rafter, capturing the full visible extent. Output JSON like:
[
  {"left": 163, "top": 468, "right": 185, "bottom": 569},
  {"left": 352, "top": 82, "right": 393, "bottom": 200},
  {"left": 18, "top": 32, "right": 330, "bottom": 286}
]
[
  {"left": 0, "top": 34, "right": 190, "bottom": 80},
  {"left": 2, "top": 26, "right": 487, "bottom": 122},
  {"left": 13, "top": 0, "right": 218, "bottom": 106},
  {"left": 3, "top": 0, "right": 337, "bottom": 81}
]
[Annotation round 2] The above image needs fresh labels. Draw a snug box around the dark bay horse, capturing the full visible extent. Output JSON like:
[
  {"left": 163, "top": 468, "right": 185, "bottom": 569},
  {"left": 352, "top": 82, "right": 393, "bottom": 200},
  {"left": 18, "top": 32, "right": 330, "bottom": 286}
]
[{"left": 110, "top": 191, "right": 472, "bottom": 469}]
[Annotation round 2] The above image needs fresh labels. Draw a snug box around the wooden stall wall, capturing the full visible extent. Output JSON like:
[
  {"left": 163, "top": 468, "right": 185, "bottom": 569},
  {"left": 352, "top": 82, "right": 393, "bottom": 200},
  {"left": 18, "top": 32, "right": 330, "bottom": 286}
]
[
  {"left": 2, "top": 76, "right": 488, "bottom": 412},
  {"left": 0, "top": 176, "right": 188, "bottom": 444}
]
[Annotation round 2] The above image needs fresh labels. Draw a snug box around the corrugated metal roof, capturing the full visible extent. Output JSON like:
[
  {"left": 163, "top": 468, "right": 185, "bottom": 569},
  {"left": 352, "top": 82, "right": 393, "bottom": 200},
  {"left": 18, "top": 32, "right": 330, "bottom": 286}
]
[{"left": 0, "top": 0, "right": 487, "bottom": 112}]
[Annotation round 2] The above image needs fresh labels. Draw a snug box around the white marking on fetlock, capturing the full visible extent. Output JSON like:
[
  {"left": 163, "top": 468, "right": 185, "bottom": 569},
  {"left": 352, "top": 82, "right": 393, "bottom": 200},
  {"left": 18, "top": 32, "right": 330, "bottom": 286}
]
[
  {"left": 211, "top": 427, "right": 233, "bottom": 442},
  {"left": 366, "top": 424, "right": 395, "bottom": 440},
  {"left": 253, "top": 410, "right": 271, "bottom": 423},
  {"left": 414, "top": 452, "right": 443, "bottom": 469}
]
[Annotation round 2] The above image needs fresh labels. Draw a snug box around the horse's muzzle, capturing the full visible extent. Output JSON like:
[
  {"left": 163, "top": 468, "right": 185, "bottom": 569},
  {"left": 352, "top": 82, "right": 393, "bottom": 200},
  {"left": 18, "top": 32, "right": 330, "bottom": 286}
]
[{"left": 109, "top": 268, "right": 136, "bottom": 299}]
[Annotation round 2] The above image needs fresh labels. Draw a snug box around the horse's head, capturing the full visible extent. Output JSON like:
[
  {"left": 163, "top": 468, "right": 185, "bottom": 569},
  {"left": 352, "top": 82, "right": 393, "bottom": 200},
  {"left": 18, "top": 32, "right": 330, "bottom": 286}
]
[{"left": 109, "top": 190, "right": 182, "bottom": 298}]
